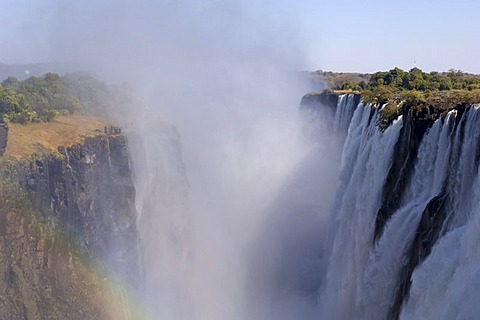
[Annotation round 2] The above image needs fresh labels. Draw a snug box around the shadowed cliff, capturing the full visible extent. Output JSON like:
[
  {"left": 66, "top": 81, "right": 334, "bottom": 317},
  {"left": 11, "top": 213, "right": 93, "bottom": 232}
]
[{"left": 0, "top": 116, "right": 144, "bottom": 319}]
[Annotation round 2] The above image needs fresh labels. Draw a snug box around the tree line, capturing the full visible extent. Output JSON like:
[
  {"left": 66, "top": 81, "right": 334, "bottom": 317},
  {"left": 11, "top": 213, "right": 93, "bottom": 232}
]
[
  {"left": 0, "top": 72, "right": 124, "bottom": 124},
  {"left": 329, "top": 67, "right": 480, "bottom": 108},
  {"left": 311, "top": 67, "right": 480, "bottom": 130},
  {"left": 334, "top": 67, "right": 480, "bottom": 92}
]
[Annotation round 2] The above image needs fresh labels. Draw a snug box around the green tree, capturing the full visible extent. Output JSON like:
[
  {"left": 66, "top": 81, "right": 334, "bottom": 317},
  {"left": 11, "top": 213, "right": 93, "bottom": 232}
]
[
  {"left": 404, "top": 68, "right": 427, "bottom": 90},
  {"left": 0, "top": 87, "right": 22, "bottom": 114},
  {"left": 1, "top": 76, "right": 20, "bottom": 90},
  {"left": 384, "top": 67, "right": 406, "bottom": 87}
]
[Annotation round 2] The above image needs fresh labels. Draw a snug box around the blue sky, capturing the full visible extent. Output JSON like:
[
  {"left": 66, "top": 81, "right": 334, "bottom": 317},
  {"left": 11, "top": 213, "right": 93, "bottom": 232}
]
[
  {"left": 301, "top": 0, "right": 480, "bottom": 73},
  {"left": 1, "top": 0, "right": 479, "bottom": 73}
]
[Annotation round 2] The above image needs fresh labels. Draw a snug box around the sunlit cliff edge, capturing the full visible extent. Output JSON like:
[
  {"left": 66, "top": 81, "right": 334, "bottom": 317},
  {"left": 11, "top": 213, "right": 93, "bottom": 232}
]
[{"left": 5, "top": 115, "right": 111, "bottom": 159}]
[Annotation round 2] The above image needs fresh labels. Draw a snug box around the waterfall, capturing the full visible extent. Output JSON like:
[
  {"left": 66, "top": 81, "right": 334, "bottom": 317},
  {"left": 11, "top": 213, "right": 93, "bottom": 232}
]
[
  {"left": 314, "top": 94, "right": 480, "bottom": 319},
  {"left": 319, "top": 102, "right": 403, "bottom": 319},
  {"left": 400, "top": 107, "right": 480, "bottom": 319}
]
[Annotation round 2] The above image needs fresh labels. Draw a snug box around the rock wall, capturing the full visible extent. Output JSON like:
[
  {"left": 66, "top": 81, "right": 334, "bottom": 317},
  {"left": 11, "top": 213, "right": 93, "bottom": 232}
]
[
  {"left": 21, "top": 135, "right": 142, "bottom": 284},
  {"left": 0, "top": 134, "right": 142, "bottom": 319}
]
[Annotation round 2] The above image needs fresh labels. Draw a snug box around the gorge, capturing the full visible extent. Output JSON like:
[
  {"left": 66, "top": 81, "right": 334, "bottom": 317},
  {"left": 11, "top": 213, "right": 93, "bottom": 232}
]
[
  {"left": 1, "top": 77, "right": 480, "bottom": 320},
  {"left": 0, "top": 1, "right": 478, "bottom": 318}
]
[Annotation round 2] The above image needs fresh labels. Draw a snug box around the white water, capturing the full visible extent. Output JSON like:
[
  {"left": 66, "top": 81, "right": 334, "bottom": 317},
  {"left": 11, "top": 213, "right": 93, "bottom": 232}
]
[
  {"left": 361, "top": 112, "right": 453, "bottom": 320},
  {"left": 319, "top": 102, "right": 403, "bottom": 319},
  {"left": 400, "top": 107, "right": 480, "bottom": 320},
  {"left": 316, "top": 99, "right": 480, "bottom": 319}
]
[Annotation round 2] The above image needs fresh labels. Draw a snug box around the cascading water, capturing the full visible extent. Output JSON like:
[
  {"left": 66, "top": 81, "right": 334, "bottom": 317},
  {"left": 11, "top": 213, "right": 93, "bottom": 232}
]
[
  {"left": 399, "top": 107, "right": 480, "bottom": 319},
  {"left": 319, "top": 101, "right": 404, "bottom": 319},
  {"left": 311, "top": 94, "right": 480, "bottom": 319}
]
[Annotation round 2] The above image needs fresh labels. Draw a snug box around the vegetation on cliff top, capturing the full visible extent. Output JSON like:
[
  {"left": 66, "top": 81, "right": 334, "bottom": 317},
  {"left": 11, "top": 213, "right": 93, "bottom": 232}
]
[
  {"left": 310, "top": 68, "right": 480, "bottom": 129},
  {"left": 311, "top": 67, "right": 480, "bottom": 92},
  {"left": 0, "top": 71, "right": 131, "bottom": 160},
  {"left": 0, "top": 72, "right": 132, "bottom": 124}
]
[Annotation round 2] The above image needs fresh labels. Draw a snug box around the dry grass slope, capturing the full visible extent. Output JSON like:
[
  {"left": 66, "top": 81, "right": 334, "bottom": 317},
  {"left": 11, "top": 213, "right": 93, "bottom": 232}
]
[{"left": 5, "top": 115, "right": 111, "bottom": 159}]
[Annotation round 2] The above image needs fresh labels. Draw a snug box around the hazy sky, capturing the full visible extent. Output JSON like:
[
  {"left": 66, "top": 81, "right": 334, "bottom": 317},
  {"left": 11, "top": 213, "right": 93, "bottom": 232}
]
[{"left": 0, "top": 0, "right": 479, "bottom": 73}]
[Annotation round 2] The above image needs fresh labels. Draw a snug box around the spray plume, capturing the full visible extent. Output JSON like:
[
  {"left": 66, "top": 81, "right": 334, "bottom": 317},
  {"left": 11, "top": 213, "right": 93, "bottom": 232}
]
[{"left": 2, "top": 1, "right": 343, "bottom": 319}]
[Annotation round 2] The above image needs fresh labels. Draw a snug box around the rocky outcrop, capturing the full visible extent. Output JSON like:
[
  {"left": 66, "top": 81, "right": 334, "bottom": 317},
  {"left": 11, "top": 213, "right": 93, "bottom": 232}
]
[
  {"left": 0, "top": 133, "right": 142, "bottom": 319},
  {"left": 300, "top": 90, "right": 340, "bottom": 111}
]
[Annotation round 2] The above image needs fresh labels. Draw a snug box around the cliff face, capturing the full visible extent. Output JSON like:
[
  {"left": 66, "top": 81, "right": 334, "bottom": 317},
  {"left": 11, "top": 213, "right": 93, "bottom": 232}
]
[
  {"left": 0, "top": 134, "right": 142, "bottom": 319},
  {"left": 22, "top": 135, "right": 141, "bottom": 283}
]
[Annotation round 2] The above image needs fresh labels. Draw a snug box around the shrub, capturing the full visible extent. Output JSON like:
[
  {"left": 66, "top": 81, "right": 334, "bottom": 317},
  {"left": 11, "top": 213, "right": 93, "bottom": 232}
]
[{"left": 40, "top": 109, "right": 59, "bottom": 122}]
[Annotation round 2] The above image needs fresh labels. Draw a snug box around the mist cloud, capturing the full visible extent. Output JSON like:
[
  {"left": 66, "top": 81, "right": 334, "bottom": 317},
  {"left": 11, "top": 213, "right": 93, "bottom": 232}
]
[{"left": 2, "top": 2, "right": 339, "bottom": 320}]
